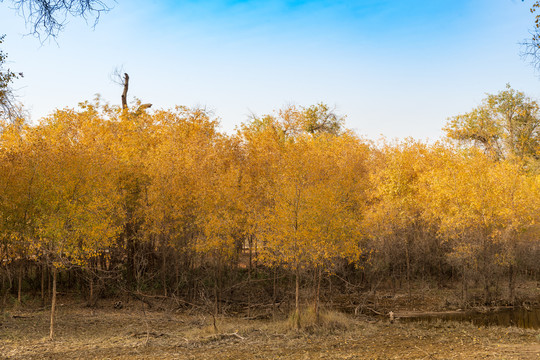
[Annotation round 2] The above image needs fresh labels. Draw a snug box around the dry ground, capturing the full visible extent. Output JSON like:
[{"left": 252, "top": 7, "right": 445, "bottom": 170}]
[{"left": 1, "top": 302, "right": 539, "bottom": 360}]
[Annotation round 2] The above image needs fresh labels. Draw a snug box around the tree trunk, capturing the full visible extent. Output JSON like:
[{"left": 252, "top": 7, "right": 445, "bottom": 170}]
[
  {"left": 247, "top": 240, "right": 252, "bottom": 318},
  {"left": 41, "top": 263, "right": 46, "bottom": 305},
  {"left": 438, "top": 256, "right": 443, "bottom": 289},
  {"left": 484, "top": 275, "right": 490, "bottom": 305},
  {"left": 314, "top": 266, "right": 322, "bottom": 324},
  {"left": 161, "top": 246, "right": 168, "bottom": 297},
  {"left": 0, "top": 271, "right": 4, "bottom": 312},
  {"left": 89, "top": 274, "right": 94, "bottom": 307},
  {"left": 189, "top": 253, "right": 196, "bottom": 303},
  {"left": 125, "top": 224, "right": 135, "bottom": 290},
  {"left": 49, "top": 266, "right": 57, "bottom": 340},
  {"left": 2, "top": 264, "right": 13, "bottom": 309},
  {"left": 213, "top": 277, "right": 219, "bottom": 333},
  {"left": 174, "top": 253, "right": 180, "bottom": 295},
  {"left": 461, "top": 264, "right": 468, "bottom": 308},
  {"left": 272, "top": 266, "right": 277, "bottom": 321},
  {"left": 17, "top": 261, "right": 23, "bottom": 304},
  {"left": 121, "top": 73, "right": 129, "bottom": 110},
  {"left": 509, "top": 264, "right": 515, "bottom": 305},
  {"left": 294, "top": 265, "right": 300, "bottom": 329},
  {"left": 405, "top": 239, "right": 411, "bottom": 302},
  {"left": 390, "top": 263, "right": 396, "bottom": 296},
  {"left": 47, "top": 265, "right": 51, "bottom": 300}
]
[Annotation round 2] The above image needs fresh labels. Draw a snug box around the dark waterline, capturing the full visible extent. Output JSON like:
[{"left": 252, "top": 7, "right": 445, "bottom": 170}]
[{"left": 400, "top": 307, "right": 540, "bottom": 329}]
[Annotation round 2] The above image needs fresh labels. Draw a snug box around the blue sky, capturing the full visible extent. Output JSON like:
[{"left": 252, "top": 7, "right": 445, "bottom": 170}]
[{"left": 1, "top": 0, "right": 539, "bottom": 140}]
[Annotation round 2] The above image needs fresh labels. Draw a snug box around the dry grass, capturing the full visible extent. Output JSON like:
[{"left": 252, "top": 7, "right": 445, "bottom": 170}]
[
  {"left": 287, "top": 307, "right": 355, "bottom": 333},
  {"left": 0, "top": 302, "right": 539, "bottom": 359}
]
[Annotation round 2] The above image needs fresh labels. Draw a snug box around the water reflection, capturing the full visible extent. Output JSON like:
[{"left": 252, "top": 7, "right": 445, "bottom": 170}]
[{"left": 401, "top": 307, "right": 540, "bottom": 329}]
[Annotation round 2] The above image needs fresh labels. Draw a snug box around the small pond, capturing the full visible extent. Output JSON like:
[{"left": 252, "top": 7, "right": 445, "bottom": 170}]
[{"left": 399, "top": 307, "right": 540, "bottom": 329}]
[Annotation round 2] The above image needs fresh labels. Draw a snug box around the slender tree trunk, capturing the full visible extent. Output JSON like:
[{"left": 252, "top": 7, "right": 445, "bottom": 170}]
[
  {"left": 405, "top": 239, "right": 411, "bottom": 302},
  {"left": 482, "top": 238, "right": 490, "bottom": 305},
  {"left": 174, "top": 253, "right": 180, "bottom": 295},
  {"left": 509, "top": 264, "right": 515, "bottom": 305},
  {"left": 189, "top": 254, "right": 195, "bottom": 303},
  {"left": 390, "top": 263, "right": 396, "bottom": 296},
  {"left": 126, "top": 226, "right": 135, "bottom": 290},
  {"left": 484, "top": 274, "right": 490, "bottom": 305},
  {"left": 314, "top": 266, "right": 322, "bottom": 324},
  {"left": 248, "top": 236, "right": 253, "bottom": 272},
  {"left": 49, "top": 266, "right": 57, "bottom": 340},
  {"left": 213, "top": 277, "right": 219, "bottom": 333},
  {"left": 217, "top": 260, "right": 223, "bottom": 315},
  {"left": 461, "top": 264, "right": 468, "bottom": 308},
  {"left": 438, "top": 257, "right": 443, "bottom": 289},
  {"left": 0, "top": 268, "right": 6, "bottom": 312},
  {"left": 41, "top": 263, "right": 46, "bottom": 305},
  {"left": 161, "top": 246, "right": 168, "bottom": 297},
  {"left": 17, "top": 261, "right": 23, "bottom": 304},
  {"left": 247, "top": 237, "right": 252, "bottom": 318},
  {"left": 2, "top": 264, "right": 13, "bottom": 309},
  {"left": 272, "top": 266, "right": 277, "bottom": 321},
  {"left": 0, "top": 271, "right": 4, "bottom": 312},
  {"left": 294, "top": 265, "right": 300, "bottom": 329},
  {"left": 89, "top": 274, "right": 94, "bottom": 306}
]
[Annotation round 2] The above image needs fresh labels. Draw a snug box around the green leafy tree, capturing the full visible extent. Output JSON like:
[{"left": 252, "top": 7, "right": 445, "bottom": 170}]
[{"left": 444, "top": 85, "right": 540, "bottom": 161}]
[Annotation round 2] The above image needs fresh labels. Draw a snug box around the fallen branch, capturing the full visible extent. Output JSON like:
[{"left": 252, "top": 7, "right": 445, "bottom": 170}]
[
  {"left": 355, "top": 305, "right": 385, "bottom": 316},
  {"left": 127, "top": 291, "right": 154, "bottom": 309}
]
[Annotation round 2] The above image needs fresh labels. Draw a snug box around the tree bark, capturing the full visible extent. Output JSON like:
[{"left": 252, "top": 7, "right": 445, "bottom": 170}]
[{"left": 121, "top": 73, "right": 129, "bottom": 110}]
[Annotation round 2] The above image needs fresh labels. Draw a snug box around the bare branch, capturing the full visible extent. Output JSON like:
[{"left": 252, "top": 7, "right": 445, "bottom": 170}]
[
  {"left": 110, "top": 67, "right": 129, "bottom": 110},
  {"left": 521, "top": 29, "right": 540, "bottom": 72},
  {"left": 109, "top": 65, "right": 125, "bottom": 86},
  {"left": 0, "top": 34, "right": 24, "bottom": 122},
  {"left": 4, "top": 0, "right": 113, "bottom": 39},
  {"left": 521, "top": 1, "right": 540, "bottom": 72}
]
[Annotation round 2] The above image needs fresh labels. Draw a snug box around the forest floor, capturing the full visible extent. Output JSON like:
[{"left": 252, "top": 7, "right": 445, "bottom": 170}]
[
  {"left": 1, "top": 299, "right": 539, "bottom": 360},
  {"left": 1, "top": 280, "right": 539, "bottom": 359}
]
